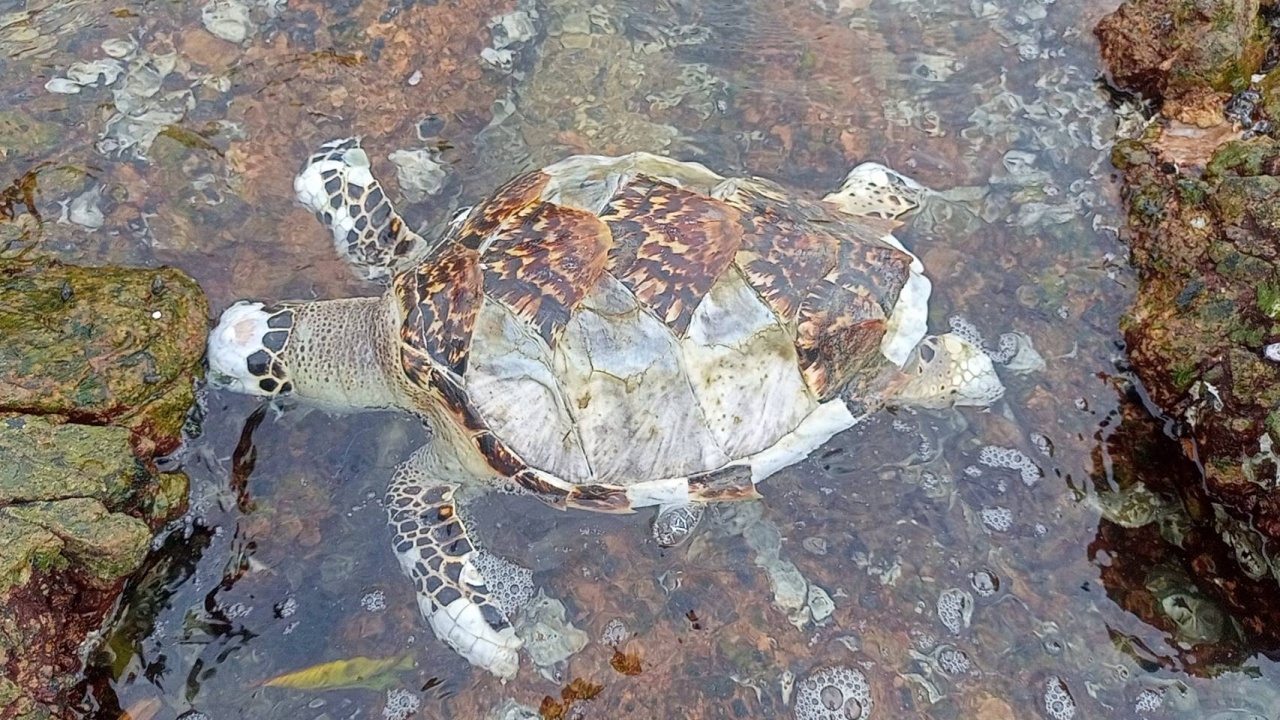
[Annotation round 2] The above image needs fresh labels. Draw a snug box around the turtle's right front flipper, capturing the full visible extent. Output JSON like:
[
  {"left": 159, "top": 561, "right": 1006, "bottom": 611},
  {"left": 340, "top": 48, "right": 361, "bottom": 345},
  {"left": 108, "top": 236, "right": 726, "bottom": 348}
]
[
  {"left": 295, "top": 138, "right": 436, "bottom": 281},
  {"left": 386, "top": 447, "right": 531, "bottom": 679}
]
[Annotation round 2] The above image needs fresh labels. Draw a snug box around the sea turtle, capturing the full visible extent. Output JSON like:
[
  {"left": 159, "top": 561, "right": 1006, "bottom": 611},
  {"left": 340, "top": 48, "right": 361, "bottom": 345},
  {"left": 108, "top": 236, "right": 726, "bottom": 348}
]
[{"left": 207, "top": 138, "right": 1003, "bottom": 679}]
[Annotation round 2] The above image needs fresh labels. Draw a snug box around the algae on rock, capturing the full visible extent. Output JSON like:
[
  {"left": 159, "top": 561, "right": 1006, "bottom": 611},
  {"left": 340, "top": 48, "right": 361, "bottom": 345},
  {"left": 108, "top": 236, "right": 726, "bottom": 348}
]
[
  {"left": 0, "top": 258, "right": 208, "bottom": 719},
  {"left": 0, "top": 260, "right": 208, "bottom": 456},
  {"left": 1098, "top": 0, "right": 1280, "bottom": 583}
]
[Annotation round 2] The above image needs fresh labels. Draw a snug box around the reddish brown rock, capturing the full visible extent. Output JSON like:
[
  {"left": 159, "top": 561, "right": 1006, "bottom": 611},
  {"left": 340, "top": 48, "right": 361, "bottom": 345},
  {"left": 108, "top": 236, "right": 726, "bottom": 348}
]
[{"left": 1099, "top": 0, "right": 1280, "bottom": 586}]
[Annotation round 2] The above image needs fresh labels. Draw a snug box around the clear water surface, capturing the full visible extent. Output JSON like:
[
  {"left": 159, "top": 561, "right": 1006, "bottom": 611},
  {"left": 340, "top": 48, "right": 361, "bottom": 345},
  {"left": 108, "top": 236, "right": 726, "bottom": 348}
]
[{"left": 4, "top": 0, "right": 1279, "bottom": 717}]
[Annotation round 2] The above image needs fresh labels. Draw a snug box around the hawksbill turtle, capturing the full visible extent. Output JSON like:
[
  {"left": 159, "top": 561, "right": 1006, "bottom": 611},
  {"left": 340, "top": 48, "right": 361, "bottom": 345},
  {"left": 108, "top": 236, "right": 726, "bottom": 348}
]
[{"left": 207, "top": 138, "right": 1003, "bottom": 679}]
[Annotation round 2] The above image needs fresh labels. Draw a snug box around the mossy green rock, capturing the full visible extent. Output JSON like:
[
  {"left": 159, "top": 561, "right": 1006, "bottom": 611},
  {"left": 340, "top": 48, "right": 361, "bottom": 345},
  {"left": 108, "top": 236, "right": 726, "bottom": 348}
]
[
  {"left": 0, "top": 516, "right": 61, "bottom": 598},
  {"left": 0, "top": 260, "right": 208, "bottom": 456},
  {"left": 0, "top": 259, "right": 207, "bottom": 718},
  {"left": 0, "top": 416, "right": 145, "bottom": 507},
  {"left": 1117, "top": 131, "right": 1280, "bottom": 544},
  {"left": 2, "top": 500, "right": 150, "bottom": 591},
  {"left": 1097, "top": 0, "right": 1267, "bottom": 100}
]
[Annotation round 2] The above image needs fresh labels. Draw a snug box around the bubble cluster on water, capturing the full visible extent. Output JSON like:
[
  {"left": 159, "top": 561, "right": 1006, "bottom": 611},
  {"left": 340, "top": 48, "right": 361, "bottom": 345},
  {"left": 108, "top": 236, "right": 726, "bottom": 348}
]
[
  {"left": 224, "top": 602, "right": 251, "bottom": 619},
  {"left": 948, "top": 316, "right": 985, "bottom": 348},
  {"left": 936, "top": 647, "right": 971, "bottom": 675},
  {"left": 1031, "top": 432, "right": 1054, "bottom": 457},
  {"left": 1134, "top": 688, "right": 1163, "bottom": 713},
  {"left": 891, "top": 419, "right": 914, "bottom": 433},
  {"left": 274, "top": 597, "right": 297, "bottom": 619},
  {"left": 936, "top": 588, "right": 974, "bottom": 635},
  {"left": 912, "top": 630, "right": 937, "bottom": 652},
  {"left": 383, "top": 688, "right": 421, "bottom": 720},
  {"left": 980, "top": 506, "right": 1013, "bottom": 532},
  {"left": 601, "top": 618, "right": 628, "bottom": 647},
  {"left": 1044, "top": 676, "right": 1077, "bottom": 720},
  {"left": 978, "top": 445, "right": 1042, "bottom": 487},
  {"left": 963, "top": 465, "right": 983, "bottom": 478},
  {"left": 794, "top": 665, "right": 873, "bottom": 720},
  {"left": 469, "top": 549, "right": 535, "bottom": 617},
  {"left": 361, "top": 590, "right": 387, "bottom": 613}
]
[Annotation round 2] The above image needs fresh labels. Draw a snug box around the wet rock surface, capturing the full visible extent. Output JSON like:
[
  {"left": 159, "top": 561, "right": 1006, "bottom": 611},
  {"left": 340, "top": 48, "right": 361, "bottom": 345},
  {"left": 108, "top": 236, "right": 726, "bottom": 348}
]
[
  {"left": 1, "top": 261, "right": 208, "bottom": 456},
  {"left": 1098, "top": 0, "right": 1280, "bottom": 575},
  {"left": 12, "top": 0, "right": 1279, "bottom": 716},
  {"left": 0, "top": 260, "right": 206, "bottom": 718},
  {"left": 1096, "top": 0, "right": 1268, "bottom": 103}
]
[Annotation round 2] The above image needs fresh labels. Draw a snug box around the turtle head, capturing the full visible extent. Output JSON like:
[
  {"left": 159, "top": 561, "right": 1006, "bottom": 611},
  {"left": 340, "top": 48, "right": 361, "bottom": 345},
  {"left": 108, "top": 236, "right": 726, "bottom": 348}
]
[
  {"left": 883, "top": 333, "right": 1004, "bottom": 409},
  {"left": 208, "top": 296, "right": 405, "bottom": 410},
  {"left": 207, "top": 301, "right": 298, "bottom": 397}
]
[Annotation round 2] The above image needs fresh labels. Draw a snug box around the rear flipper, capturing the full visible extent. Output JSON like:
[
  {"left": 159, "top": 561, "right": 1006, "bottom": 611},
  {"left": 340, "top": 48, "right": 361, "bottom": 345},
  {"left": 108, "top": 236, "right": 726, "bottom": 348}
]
[
  {"left": 295, "top": 138, "right": 435, "bottom": 281},
  {"left": 700, "top": 501, "right": 836, "bottom": 628},
  {"left": 386, "top": 448, "right": 530, "bottom": 679},
  {"left": 652, "top": 502, "right": 705, "bottom": 548}
]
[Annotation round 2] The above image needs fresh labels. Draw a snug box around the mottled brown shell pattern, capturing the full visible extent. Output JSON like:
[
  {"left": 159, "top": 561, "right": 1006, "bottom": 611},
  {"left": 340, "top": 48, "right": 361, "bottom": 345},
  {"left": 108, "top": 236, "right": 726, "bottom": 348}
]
[
  {"left": 392, "top": 156, "right": 914, "bottom": 508},
  {"left": 397, "top": 168, "right": 910, "bottom": 392}
]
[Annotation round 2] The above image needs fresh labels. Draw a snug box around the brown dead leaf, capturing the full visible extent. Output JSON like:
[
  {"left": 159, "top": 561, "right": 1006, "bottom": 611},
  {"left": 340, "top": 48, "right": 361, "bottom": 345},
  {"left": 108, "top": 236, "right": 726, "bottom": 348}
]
[
  {"left": 118, "top": 697, "right": 162, "bottom": 720},
  {"left": 540, "top": 677, "right": 605, "bottom": 719},
  {"left": 610, "top": 649, "right": 643, "bottom": 676}
]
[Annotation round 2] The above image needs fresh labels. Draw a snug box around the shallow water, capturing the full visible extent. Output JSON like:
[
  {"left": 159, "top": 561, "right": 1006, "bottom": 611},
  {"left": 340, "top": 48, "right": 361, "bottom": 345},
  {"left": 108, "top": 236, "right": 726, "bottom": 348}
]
[{"left": 6, "top": 0, "right": 1280, "bottom": 717}]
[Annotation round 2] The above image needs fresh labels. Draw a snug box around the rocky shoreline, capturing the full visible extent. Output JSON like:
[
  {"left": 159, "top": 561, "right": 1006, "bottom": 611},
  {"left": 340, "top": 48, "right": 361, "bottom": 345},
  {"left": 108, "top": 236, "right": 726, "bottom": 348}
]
[
  {"left": 1096, "top": 0, "right": 1280, "bottom": 656},
  {"left": 0, "top": 259, "right": 206, "bottom": 719}
]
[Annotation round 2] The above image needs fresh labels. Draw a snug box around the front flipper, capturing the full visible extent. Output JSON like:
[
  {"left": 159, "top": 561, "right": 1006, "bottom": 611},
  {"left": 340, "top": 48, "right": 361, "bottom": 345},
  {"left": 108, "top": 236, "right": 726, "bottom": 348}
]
[
  {"left": 386, "top": 448, "right": 528, "bottom": 679},
  {"left": 295, "top": 138, "right": 437, "bottom": 281}
]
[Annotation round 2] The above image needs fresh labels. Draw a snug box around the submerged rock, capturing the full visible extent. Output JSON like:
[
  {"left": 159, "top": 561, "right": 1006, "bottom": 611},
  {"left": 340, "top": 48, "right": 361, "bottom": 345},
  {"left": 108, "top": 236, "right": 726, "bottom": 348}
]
[{"left": 1096, "top": 0, "right": 1268, "bottom": 104}]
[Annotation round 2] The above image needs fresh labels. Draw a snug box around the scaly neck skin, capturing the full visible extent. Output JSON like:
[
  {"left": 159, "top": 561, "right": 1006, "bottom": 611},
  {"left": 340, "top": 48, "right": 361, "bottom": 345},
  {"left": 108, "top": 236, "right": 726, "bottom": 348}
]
[
  {"left": 281, "top": 293, "right": 499, "bottom": 483},
  {"left": 283, "top": 293, "right": 413, "bottom": 412}
]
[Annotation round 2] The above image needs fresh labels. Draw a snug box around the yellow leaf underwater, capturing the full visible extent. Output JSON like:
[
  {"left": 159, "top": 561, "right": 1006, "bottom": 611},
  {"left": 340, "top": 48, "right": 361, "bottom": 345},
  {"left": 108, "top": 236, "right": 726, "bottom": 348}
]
[{"left": 263, "top": 654, "right": 416, "bottom": 691}]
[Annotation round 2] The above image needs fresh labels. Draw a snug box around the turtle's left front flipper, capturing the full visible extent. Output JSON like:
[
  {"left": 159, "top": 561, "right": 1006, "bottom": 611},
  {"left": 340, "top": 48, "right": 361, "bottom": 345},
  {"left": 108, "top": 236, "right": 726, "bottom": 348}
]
[
  {"left": 386, "top": 447, "right": 531, "bottom": 679},
  {"left": 296, "top": 138, "right": 436, "bottom": 281}
]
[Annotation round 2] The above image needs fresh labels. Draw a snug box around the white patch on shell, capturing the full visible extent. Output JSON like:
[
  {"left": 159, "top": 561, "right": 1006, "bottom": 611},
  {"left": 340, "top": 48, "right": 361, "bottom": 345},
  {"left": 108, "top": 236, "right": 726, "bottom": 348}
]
[
  {"left": 624, "top": 477, "right": 689, "bottom": 508},
  {"left": 467, "top": 300, "right": 593, "bottom": 482},
  {"left": 426, "top": 595, "right": 522, "bottom": 681},
  {"left": 880, "top": 269, "right": 930, "bottom": 368},
  {"left": 746, "top": 399, "right": 857, "bottom": 483},
  {"left": 553, "top": 275, "right": 730, "bottom": 483},
  {"left": 617, "top": 398, "right": 857, "bottom": 507},
  {"left": 682, "top": 270, "right": 816, "bottom": 458},
  {"left": 540, "top": 151, "right": 725, "bottom": 207},
  {"left": 207, "top": 301, "right": 273, "bottom": 396}
]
